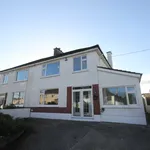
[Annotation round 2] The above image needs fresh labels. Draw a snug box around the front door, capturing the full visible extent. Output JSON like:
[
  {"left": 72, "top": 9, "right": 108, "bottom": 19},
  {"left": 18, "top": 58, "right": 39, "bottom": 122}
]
[{"left": 72, "top": 87, "right": 93, "bottom": 117}]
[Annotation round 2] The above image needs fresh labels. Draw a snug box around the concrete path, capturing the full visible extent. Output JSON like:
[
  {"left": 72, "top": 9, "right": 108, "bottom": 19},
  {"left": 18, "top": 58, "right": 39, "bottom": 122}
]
[{"left": 4, "top": 119, "right": 150, "bottom": 150}]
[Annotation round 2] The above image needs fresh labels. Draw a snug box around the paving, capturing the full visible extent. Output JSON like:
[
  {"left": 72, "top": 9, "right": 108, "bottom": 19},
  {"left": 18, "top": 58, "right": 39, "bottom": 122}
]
[{"left": 4, "top": 118, "right": 150, "bottom": 150}]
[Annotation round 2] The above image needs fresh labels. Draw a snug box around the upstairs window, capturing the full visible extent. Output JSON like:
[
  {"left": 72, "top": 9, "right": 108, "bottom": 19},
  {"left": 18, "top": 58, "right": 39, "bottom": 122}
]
[
  {"left": 42, "top": 62, "right": 60, "bottom": 77},
  {"left": 16, "top": 70, "right": 28, "bottom": 81},
  {"left": 73, "top": 55, "right": 87, "bottom": 71},
  {"left": 3, "top": 74, "right": 8, "bottom": 84}
]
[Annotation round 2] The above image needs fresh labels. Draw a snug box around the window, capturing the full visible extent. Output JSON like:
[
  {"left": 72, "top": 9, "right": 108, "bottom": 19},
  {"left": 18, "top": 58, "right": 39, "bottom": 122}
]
[
  {"left": 103, "top": 86, "right": 137, "bottom": 106},
  {"left": 146, "top": 98, "right": 150, "bottom": 105},
  {"left": 0, "top": 93, "right": 7, "bottom": 108},
  {"left": 16, "top": 70, "right": 28, "bottom": 81},
  {"left": 40, "top": 89, "right": 59, "bottom": 105},
  {"left": 127, "top": 87, "right": 137, "bottom": 104},
  {"left": 12, "top": 92, "right": 25, "bottom": 106},
  {"left": 42, "top": 62, "right": 60, "bottom": 77},
  {"left": 3, "top": 74, "right": 8, "bottom": 84},
  {"left": 73, "top": 55, "right": 87, "bottom": 71}
]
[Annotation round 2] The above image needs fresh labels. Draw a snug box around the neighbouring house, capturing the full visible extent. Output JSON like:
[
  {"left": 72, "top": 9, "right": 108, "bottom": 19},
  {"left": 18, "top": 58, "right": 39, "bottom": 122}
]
[
  {"left": 142, "top": 93, "right": 150, "bottom": 113},
  {"left": 0, "top": 45, "right": 146, "bottom": 125}
]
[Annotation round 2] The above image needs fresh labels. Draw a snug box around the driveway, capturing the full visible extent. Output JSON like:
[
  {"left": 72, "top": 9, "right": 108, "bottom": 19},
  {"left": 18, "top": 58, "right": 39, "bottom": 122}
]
[{"left": 4, "top": 119, "right": 150, "bottom": 150}]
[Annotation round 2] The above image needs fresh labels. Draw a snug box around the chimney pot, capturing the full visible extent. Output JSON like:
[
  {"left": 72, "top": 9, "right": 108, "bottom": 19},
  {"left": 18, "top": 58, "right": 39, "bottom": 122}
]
[{"left": 107, "top": 51, "right": 113, "bottom": 67}]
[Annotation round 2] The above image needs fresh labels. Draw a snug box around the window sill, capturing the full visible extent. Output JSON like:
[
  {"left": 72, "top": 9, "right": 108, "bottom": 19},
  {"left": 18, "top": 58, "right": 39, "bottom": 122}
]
[
  {"left": 102, "top": 105, "right": 141, "bottom": 109},
  {"left": 15, "top": 105, "right": 24, "bottom": 107},
  {"left": 38, "top": 105, "right": 59, "bottom": 107},
  {"left": 14, "top": 80, "right": 28, "bottom": 83},
  {"left": 72, "top": 69, "right": 88, "bottom": 74},
  {"left": 40, "top": 74, "right": 60, "bottom": 79},
  {"left": 71, "top": 116, "right": 94, "bottom": 119},
  {"left": 1, "top": 83, "right": 8, "bottom": 85}
]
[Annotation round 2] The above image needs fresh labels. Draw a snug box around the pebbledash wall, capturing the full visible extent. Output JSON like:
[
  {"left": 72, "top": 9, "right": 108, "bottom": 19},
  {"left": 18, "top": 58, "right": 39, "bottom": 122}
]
[{"left": 0, "top": 47, "right": 146, "bottom": 125}]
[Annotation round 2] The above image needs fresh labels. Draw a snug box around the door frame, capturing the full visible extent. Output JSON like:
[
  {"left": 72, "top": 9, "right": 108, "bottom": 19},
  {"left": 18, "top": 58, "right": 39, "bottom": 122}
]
[{"left": 71, "top": 86, "right": 94, "bottom": 118}]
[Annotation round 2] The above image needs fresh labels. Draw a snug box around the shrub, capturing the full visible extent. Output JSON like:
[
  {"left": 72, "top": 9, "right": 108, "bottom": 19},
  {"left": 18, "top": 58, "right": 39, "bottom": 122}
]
[
  {"left": 3, "top": 104, "right": 16, "bottom": 109},
  {"left": 0, "top": 113, "right": 25, "bottom": 137}
]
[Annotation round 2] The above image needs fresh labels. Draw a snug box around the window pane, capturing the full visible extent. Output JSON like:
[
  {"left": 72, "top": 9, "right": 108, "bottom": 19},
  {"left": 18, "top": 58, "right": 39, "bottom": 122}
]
[
  {"left": 103, "top": 88, "right": 117, "bottom": 105},
  {"left": 44, "top": 89, "right": 58, "bottom": 105},
  {"left": 127, "top": 87, "right": 135, "bottom": 93},
  {"left": 116, "top": 87, "right": 127, "bottom": 105},
  {"left": 82, "top": 60, "right": 87, "bottom": 69},
  {"left": 16, "top": 70, "right": 28, "bottom": 81},
  {"left": 82, "top": 56, "right": 86, "bottom": 60},
  {"left": 103, "top": 87, "right": 127, "bottom": 105},
  {"left": 42, "top": 69, "right": 46, "bottom": 76},
  {"left": 128, "top": 93, "right": 137, "bottom": 104},
  {"left": 3, "top": 75, "right": 8, "bottom": 84},
  {"left": 12, "top": 92, "right": 24, "bottom": 105},
  {"left": 146, "top": 98, "right": 150, "bottom": 105},
  {"left": 0, "top": 93, "right": 7, "bottom": 107},
  {"left": 73, "top": 57, "right": 81, "bottom": 71},
  {"left": 73, "top": 92, "right": 80, "bottom": 116},
  {"left": 42, "top": 64, "right": 46, "bottom": 68},
  {"left": 46, "top": 62, "right": 60, "bottom": 76},
  {"left": 40, "top": 90, "right": 45, "bottom": 104}
]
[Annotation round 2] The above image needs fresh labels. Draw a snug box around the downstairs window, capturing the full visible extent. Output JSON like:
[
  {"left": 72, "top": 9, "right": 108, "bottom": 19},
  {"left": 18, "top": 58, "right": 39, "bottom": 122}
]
[
  {"left": 103, "top": 86, "right": 137, "bottom": 106},
  {"left": 40, "top": 89, "right": 59, "bottom": 105},
  {"left": 12, "top": 92, "right": 25, "bottom": 106}
]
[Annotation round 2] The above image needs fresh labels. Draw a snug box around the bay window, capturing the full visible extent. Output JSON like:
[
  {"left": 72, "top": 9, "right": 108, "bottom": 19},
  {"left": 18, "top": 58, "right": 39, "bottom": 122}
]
[{"left": 103, "top": 86, "right": 137, "bottom": 106}]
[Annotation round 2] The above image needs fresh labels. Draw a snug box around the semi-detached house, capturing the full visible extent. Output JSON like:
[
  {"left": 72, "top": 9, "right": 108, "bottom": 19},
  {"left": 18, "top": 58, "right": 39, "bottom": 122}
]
[{"left": 0, "top": 45, "right": 146, "bottom": 125}]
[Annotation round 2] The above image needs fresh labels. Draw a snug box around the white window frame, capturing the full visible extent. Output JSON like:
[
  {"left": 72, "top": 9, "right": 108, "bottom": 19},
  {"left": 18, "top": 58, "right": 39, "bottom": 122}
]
[
  {"left": 39, "top": 88, "right": 59, "bottom": 107},
  {"left": 12, "top": 91, "right": 25, "bottom": 107},
  {"left": 16, "top": 70, "right": 28, "bottom": 81},
  {"left": 126, "top": 86, "right": 138, "bottom": 106},
  {"left": 102, "top": 85, "right": 139, "bottom": 108},
  {"left": 71, "top": 85, "right": 94, "bottom": 118},
  {"left": 41, "top": 61, "right": 60, "bottom": 77},
  {"left": 2, "top": 74, "right": 8, "bottom": 84},
  {"left": 73, "top": 55, "right": 87, "bottom": 72}
]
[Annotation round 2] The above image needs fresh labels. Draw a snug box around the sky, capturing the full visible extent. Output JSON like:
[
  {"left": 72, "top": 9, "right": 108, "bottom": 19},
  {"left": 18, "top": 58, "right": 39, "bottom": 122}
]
[{"left": 0, "top": 0, "right": 150, "bottom": 90}]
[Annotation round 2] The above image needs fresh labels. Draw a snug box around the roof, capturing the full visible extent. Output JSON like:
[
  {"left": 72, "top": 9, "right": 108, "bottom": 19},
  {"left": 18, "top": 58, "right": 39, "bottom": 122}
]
[
  {"left": 0, "top": 44, "right": 111, "bottom": 73},
  {"left": 97, "top": 66, "right": 142, "bottom": 76}
]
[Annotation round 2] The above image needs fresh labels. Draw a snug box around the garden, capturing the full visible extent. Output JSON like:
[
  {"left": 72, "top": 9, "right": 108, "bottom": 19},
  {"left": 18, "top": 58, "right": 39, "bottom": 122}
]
[{"left": 0, "top": 113, "right": 32, "bottom": 149}]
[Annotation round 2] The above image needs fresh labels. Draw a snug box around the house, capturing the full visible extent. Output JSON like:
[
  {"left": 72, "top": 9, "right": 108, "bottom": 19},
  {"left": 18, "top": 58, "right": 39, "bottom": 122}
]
[
  {"left": 0, "top": 45, "right": 146, "bottom": 125},
  {"left": 142, "top": 93, "right": 150, "bottom": 113}
]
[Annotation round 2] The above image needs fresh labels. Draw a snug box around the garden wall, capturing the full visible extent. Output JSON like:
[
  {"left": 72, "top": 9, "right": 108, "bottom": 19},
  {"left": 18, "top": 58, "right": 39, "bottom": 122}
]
[{"left": 0, "top": 108, "right": 30, "bottom": 118}]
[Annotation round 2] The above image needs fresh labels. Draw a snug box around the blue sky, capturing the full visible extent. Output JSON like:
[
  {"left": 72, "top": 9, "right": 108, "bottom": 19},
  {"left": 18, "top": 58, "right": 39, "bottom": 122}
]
[{"left": 0, "top": 0, "right": 150, "bottom": 75}]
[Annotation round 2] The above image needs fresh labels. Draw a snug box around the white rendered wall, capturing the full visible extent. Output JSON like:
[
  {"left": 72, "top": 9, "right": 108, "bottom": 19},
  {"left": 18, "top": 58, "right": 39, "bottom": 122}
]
[
  {"left": 0, "top": 108, "right": 30, "bottom": 118},
  {"left": 98, "top": 69, "right": 147, "bottom": 125},
  {"left": 0, "top": 71, "right": 27, "bottom": 105},
  {"left": 31, "top": 112, "right": 100, "bottom": 122},
  {"left": 0, "top": 50, "right": 99, "bottom": 109}
]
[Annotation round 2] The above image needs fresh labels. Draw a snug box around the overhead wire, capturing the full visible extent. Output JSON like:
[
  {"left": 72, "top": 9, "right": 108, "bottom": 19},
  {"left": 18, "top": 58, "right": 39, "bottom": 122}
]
[{"left": 112, "top": 48, "right": 150, "bottom": 57}]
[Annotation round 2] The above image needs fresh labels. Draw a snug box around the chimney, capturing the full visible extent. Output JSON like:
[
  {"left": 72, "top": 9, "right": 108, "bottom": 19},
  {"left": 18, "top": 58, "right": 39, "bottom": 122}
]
[
  {"left": 107, "top": 51, "right": 113, "bottom": 67},
  {"left": 54, "top": 47, "right": 63, "bottom": 56}
]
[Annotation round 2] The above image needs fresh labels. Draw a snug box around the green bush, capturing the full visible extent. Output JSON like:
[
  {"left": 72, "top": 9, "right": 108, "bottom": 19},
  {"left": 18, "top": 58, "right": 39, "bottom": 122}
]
[
  {"left": 3, "top": 104, "right": 16, "bottom": 109},
  {"left": 0, "top": 113, "right": 25, "bottom": 137}
]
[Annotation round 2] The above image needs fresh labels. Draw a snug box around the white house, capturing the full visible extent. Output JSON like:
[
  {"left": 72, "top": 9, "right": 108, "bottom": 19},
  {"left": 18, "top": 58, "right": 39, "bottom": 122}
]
[{"left": 0, "top": 45, "right": 146, "bottom": 125}]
